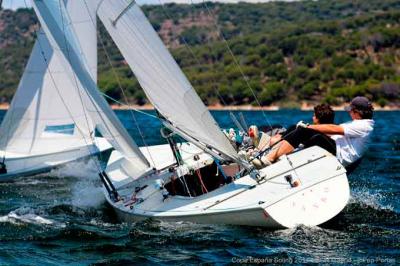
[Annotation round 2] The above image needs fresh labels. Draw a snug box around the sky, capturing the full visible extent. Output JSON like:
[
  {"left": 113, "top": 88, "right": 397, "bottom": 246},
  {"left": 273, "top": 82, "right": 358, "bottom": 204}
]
[{"left": 2, "top": 0, "right": 298, "bottom": 10}]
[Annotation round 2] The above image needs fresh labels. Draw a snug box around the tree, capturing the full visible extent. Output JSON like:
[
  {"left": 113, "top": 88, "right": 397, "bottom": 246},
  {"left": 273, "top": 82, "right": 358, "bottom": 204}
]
[{"left": 259, "top": 82, "right": 286, "bottom": 105}]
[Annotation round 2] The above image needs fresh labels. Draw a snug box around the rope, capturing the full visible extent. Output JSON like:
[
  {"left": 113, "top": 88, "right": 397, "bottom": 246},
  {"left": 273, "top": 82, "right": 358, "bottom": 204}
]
[
  {"left": 57, "top": 0, "right": 97, "bottom": 146},
  {"left": 199, "top": 0, "right": 276, "bottom": 148},
  {"left": 60, "top": 2, "right": 132, "bottom": 147},
  {"left": 100, "top": 92, "right": 158, "bottom": 119},
  {"left": 56, "top": 0, "right": 103, "bottom": 172},
  {"left": 158, "top": 0, "right": 238, "bottom": 118},
  {"left": 56, "top": 0, "right": 121, "bottom": 147},
  {"left": 196, "top": 169, "right": 208, "bottom": 193},
  {"left": 200, "top": 1, "right": 272, "bottom": 122},
  {"left": 181, "top": 174, "right": 192, "bottom": 197},
  {"left": 214, "top": 158, "right": 228, "bottom": 182},
  {"left": 156, "top": 0, "right": 275, "bottom": 152},
  {"left": 156, "top": 0, "right": 246, "bottom": 148}
]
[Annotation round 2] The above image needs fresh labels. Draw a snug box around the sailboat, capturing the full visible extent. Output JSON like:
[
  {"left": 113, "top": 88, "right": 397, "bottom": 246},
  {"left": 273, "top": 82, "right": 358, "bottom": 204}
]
[
  {"left": 31, "top": 0, "right": 350, "bottom": 228},
  {"left": 0, "top": 1, "right": 112, "bottom": 181}
]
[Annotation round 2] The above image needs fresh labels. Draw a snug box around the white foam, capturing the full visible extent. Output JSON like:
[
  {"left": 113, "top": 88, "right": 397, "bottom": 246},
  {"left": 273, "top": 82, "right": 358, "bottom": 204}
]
[
  {"left": 48, "top": 158, "right": 100, "bottom": 179},
  {"left": 45, "top": 158, "right": 106, "bottom": 208},
  {"left": 351, "top": 188, "right": 394, "bottom": 211},
  {"left": 70, "top": 178, "right": 105, "bottom": 208},
  {"left": 0, "top": 207, "right": 65, "bottom": 227}
]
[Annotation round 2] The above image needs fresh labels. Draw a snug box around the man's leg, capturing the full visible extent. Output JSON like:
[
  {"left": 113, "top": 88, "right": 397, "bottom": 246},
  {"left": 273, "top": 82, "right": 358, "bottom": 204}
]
[
  {"left": 265, "top": 140, "right": 294, "bottom": 162},
  {"left": 303, "top": 134, "right": 336, "bottom": 155},
  {"left": 265, "top": 127, "right": 328, "bottom": 162}
]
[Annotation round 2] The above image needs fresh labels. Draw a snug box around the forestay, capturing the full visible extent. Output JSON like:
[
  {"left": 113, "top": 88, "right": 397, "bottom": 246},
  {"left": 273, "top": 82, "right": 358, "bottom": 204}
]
[
  {"left": 96, "top": 0, "right": 240, "bottom": 162},
  {"left": 0, "top": 0, "right": 99, "bottom": 157},
  {"left": 31, "top": 0, "right": 152, "bottom": 177}
]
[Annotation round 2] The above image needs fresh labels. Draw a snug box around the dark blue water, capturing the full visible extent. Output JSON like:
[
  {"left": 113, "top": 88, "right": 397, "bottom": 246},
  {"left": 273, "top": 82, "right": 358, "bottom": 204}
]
[{"left": 0, "top": 110, "right": 398, "bottom": 265}]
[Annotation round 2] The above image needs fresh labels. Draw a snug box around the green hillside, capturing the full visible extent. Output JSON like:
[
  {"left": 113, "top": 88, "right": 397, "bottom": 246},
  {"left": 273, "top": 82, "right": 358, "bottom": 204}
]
[{"left": 1, "top": 0, "right": 400, "bottom": 108}]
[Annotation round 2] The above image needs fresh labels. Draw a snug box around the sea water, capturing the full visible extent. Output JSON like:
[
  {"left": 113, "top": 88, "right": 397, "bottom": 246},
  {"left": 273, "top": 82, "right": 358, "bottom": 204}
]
[{"left": 0, "top": 110, "right": 398, "bottom": 265}]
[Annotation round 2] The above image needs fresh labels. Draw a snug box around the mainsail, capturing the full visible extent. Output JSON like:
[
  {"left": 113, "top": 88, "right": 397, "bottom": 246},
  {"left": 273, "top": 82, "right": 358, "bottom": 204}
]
[
  {"left": 0, "top": 0, "right": 99, "bottom": 156},
  {"left": 31, "top": 0, "right": 151, "bottom": 176},
  {"left": 96, "top": 0, "right": 240, "bottom": 162}
]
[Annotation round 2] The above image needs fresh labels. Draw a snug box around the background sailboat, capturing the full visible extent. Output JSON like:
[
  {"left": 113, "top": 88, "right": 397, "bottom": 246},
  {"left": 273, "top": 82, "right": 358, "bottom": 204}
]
[{"left": 0, "top": 1, "right": 112, "bottom": 181}]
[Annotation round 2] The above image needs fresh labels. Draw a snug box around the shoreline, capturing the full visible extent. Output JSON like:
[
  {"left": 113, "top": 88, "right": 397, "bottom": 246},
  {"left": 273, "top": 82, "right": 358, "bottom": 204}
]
[
  {"left": 92, "top": 103, "right": 400, "bottom": 111},
  {"left": 0, "top": 103, "right": 398, "bottom": 111}
]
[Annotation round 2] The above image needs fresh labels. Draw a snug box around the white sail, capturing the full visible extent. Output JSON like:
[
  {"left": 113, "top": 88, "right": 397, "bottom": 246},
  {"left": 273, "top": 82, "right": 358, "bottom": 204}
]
[
  {"left": 96, "top": 0, "right": 240, "bottom": 162},
  {"left": 65, "top": 0, "right": 98, "bottom": 82},
  {"left": 31, "top": 0, "right": 151, "bottom": 176},
  {"left": 0, "top": 0, "right": 99, "bottom": 157},
  {"left": 0, "top": 30, "right": 94, "bottom": 156}
]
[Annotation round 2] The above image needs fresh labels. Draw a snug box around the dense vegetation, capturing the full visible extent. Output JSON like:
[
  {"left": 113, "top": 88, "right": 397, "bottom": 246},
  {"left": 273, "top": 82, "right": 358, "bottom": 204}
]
[{"left": 1, "top": 0, "right": 400, "bottom": 108}]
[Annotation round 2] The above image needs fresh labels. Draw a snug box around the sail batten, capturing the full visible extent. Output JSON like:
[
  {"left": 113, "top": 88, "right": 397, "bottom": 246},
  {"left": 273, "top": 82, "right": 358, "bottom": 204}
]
[{"left": 96, "top": 0, "right": 240, "bottom": 161}]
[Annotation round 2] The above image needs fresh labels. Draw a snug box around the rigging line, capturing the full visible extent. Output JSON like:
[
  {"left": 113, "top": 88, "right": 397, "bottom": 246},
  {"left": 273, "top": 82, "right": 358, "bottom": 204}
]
[
  {"left": 27, "top": 30, "right": 101, "bottom": 170},
  {"left": 157, "top": 0, "right": 232, "bottom": 106},
  {"left": 112, "top": 0, "right": 136, "bottom": 26},
  {"left": 156, "top": 0, "right": 252, "bottom": 149},
  {"left": 56, "top": 0, "right": 103, "bottom": 171},
  {"left": 200, "top": 1, "right": 274, "bottom": 132},
  {"left": 110, "top": 2, "right": 214, "bottom": 104},
  {"left": 57, "top": 1, "right": 95, "bottom": 137},
  {"left": 97, "top": 1, "right": 239, "bottom": 163},
  {"left": 24, "top": 0, "right": 101, "bottom": 173},
  {"left": 158, "top": 0, "right": 238, "bottom": 118},
  {"left": 186, "top": 0, "right": 241, "bottom": 107},
  {"left": 102, "top": 4, "right": 208, "bottom": 136},
  {"left": 59, "top": 0, "right": 149, "bottom": 169},
  {"left": 100, "top": 92, "right": 158, "bottom": 119},
  {"left": 59, "top": 1, "right": 125, "bottom": 154},
  {"left": 1, "top": 0, "right": 31, "bottom": 160},
  {"left": 83, "top": 0, "right": 156, "bottom": 167},
  {"left": 1, "top": 77, "right": 19, "bottom": 160},
  {"left": 156, "top": 0, "right": 237, "bottom": 111},
  {"left": 119, "top": 15, "right": 192, "bottom": 99}
]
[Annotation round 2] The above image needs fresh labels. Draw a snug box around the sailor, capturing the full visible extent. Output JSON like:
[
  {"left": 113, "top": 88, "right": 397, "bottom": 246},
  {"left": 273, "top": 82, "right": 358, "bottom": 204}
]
[
  {"left": 252, "top": 103, "right": 335, "bottom": 167},
  {"left": 272, "top": 103, "right": 336, "bottom": 145},
  {"left": 239, "top": 125, "right": 267, "bottom": 159},
  {"left": 223, "top": 128, "right": 243, "bottom": 149},
  {"left": 255, "top": 97, "right": 374, "bottom": 168}
]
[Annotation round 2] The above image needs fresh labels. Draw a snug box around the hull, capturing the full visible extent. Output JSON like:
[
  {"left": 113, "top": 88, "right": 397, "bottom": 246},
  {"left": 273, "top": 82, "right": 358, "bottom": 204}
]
[
  {"left": 0, "top": 137, "right": 112, "bottom": 181},
  {"left": 105, "top": 144, "right": 350, "bottom": 229},
  {"left": 113, "top": 204, "right": 283, "bottom": 228}
]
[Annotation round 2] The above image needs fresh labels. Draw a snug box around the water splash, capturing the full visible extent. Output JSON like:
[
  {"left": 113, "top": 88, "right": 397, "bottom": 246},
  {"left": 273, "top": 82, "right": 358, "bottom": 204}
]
[
  {"left": 48, "top": 158, "right": 100, "bottom": 179},
  {"left": 49, "top": 159, "right": 106, "bottom": 209},
  {"left": 0, "top": 206, "right": 65, "bottom": 227},
  {"left": 350, "top": 187, "right": 394, "bottom": 211}
]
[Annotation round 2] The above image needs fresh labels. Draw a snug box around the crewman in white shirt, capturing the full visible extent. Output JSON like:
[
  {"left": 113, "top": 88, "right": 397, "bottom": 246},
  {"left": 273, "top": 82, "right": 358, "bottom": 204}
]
[{"left": 254, "top": 96, "right": 375, "bottom": 168}]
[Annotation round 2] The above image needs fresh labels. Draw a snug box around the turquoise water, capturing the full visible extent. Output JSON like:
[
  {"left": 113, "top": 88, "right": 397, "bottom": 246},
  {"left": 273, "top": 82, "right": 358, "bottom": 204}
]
[{"left": 0, "top": 110, "right": 398, "bottom": 265}]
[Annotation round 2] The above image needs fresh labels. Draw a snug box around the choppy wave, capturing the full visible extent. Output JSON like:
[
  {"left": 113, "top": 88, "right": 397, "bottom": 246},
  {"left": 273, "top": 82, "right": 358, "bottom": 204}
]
[
  {"left": 0, "top": 207, "right": 65, "bottom": 227},
  {"left": 49, "top": 159, "right": 106, "bottom": 209},
  {"left": 350, "top": 187, "right": 394, "bottom": 211},
  {"left": 0, "top": 110, "right": 398, "bottom": 265}
]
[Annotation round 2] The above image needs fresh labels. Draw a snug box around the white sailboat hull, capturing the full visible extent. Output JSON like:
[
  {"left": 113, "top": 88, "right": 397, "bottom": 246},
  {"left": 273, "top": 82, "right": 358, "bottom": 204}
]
[
  {"left": 0, "top": 137, "right": 112, "bottom": 181},
  {"left": 105, "top": 144, "right": 350, "bottom": 228}
]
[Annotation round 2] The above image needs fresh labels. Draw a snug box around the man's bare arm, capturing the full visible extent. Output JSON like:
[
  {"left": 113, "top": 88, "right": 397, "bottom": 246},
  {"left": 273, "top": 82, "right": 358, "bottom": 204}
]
[{"left": 307, "top": 124, "right": 345, "bottom": 135}]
